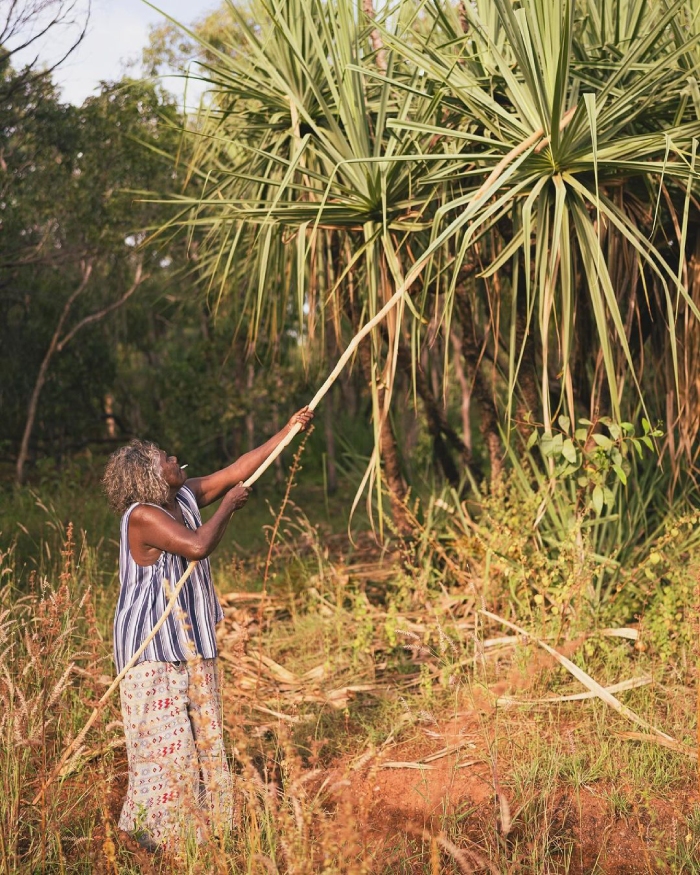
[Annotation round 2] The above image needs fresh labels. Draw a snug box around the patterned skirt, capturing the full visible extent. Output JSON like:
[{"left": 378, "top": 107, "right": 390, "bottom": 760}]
[{"left": 118, "top": 658, "right": 232, "bottom": 847}]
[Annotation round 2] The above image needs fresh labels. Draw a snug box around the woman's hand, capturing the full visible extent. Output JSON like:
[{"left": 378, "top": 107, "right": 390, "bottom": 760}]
[
  {"left": 287, "top": 406, "right": 314, "bottom": 432},
  {"left": 224, "top": 482, "right": 252, "bottom": 511},
  {"left": 187, "top": 410, "right": 314, "bottom": 510}
]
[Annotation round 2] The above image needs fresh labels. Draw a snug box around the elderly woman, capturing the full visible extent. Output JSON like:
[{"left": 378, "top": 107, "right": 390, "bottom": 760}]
[{"left": 102, "top": 406, "right": 313, "bottom": 849}]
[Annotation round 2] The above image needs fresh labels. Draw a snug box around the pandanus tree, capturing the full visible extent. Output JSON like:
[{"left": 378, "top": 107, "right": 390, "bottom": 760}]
[
  {"left": 164, "top": 0, "right": 700, "bottom": 527},
  {"left": 399, "top": 0, "right": 700, "bottom": 466},
  {"left": 165, "top": 0, "right": 474, "bottom": 530}
]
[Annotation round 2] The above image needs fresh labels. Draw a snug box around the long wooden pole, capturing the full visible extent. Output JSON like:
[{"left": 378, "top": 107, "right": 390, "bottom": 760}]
[
  {"left": 33, "top": 119, "right": 569, "bottom": 806},
  {"left": 31, "top": 278, "right": 413, "bottom": 806},
  {"left": 32, "top": 297, "right": 406, "bottom": 806}
]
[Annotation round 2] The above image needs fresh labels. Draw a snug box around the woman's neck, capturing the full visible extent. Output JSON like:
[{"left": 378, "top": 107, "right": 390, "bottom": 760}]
[{"left": 164, "top": 489, "right": 180, "bottom": 512}]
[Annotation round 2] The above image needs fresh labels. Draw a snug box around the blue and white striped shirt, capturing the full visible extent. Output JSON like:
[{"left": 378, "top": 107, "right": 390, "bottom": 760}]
[{"left": 113, "top": 485, "right": 224, "bottom": 673}]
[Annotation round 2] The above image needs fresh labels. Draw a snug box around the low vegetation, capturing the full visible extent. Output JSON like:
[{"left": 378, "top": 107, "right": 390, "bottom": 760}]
[{"left": 2, "top": 454, "right": 700, "bottom": 874}]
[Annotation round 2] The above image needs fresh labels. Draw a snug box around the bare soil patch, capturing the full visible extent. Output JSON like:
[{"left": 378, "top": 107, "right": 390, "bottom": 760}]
[{"left": 316, "top": 713, "right": 697, "bottom": 873}]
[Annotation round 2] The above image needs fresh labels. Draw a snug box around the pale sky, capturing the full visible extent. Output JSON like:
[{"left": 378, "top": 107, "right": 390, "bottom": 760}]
[{"left": 10, "top": 0, "right": 217, "bottom": 106}]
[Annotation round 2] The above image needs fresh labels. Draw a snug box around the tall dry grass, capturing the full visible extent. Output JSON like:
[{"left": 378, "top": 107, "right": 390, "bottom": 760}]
[
  {"left": 3, "top": 484, "right": 700, "bottom": 873},
  {"left": 0, "top": 524, "right": 122, "bottom": 873},
  {"left": 0, "top": 519, "right": 389, "bottom": 874}
]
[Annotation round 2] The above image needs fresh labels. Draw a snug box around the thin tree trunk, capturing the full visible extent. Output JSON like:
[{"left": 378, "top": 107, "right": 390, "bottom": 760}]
[
  {"left": 16, "top": 264, "right": 92, "bottom": 483},
  {"left": 323, "top": 321, "right": 339, "bottom": 495},
  {"left": 362, "top": 0, "right": 387, "bottom": 72},
  {"left": 514, "top": 264, "right": 539, "bottom": 435},
  {"left": 397, "top": 343, "right": 476, "bottom": 487},
  {"left": 453, "top": 283, "right": 503, "bottom": 483},
  {"left": 269, "top": 369, "right": 285, "bottom": 484},
  {"left": 377, "top": 407, "right": 409, "bottom": 532},
  {"left": 339, "top": 368, "right": 358, "bottom": 418},
  {"left": 245, "top": 362, "right": 255, "bottom": 453},
  {"left": 572, "top": 289, "right": 593, "bottom": 413},
  {"left": 323, "top": 384, "right": 338, "bottom": 494},
  {"left": 450, "top": 329, "right": 472, "bottom": 452},
  {"left": 16, "top": 262, "right": 146, "bottom": 484},
  {"left": 271, "top": 398, "right": 284, "bottom": 486}
]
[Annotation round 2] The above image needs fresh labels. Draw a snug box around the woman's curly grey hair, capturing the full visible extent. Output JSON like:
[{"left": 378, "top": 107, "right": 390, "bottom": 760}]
[{"left": 103, "top": 439, "right": 169, "bottom": 515}]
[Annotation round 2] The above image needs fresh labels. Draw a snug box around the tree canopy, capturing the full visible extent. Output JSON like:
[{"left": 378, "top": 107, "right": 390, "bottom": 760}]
[{"left": 6, "top": 0, "right": 700, "bottom": 530}]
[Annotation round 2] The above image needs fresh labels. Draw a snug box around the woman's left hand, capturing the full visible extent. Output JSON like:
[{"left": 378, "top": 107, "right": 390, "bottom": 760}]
[{"left": 287, "top": 406, "right": 314, "bottom": 432}]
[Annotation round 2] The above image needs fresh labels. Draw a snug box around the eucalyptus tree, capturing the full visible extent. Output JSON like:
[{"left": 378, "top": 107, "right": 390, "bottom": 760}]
[
  {"left": 168, "top": 0, "right": 700, "bottom": 521},
  {"left": 2, "top": 75, "right": 183, "bottom": 481}
]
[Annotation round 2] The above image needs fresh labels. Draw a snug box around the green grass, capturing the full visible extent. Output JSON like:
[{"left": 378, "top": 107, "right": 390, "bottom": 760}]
[{"left": 0, "top": 456, "right": 373, "bottom": 591}]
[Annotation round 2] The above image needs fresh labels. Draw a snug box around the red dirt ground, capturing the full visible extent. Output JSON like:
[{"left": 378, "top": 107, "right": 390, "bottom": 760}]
[
  {"left": 100, "top": 715, "right": 697, "bottom": 873},
  {"left": 318, "top": 710, "right": 698, "bottom": 874}
]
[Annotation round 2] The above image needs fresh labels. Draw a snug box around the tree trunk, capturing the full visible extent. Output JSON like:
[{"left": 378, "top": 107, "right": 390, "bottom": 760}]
[
  {"left": 323, "top": 322, "right": 339, "bottom": 495},
  {"left": 339, "top": 368, "right": 358, "bottom": 419},
  {"left": 397, "top": 342, "right": 477, "bottom": 488},
  {"left": 450, "top": 329, "right": 472, "bottom": 452},
  {"left": 245, "top": 362, "right": 255, "bottom": 453},
  {"left": 362, "top": 0, "right": 387, "bottom": 71},
  {"left": 16, "top": 264, "right": 93, "bottom": 483},
  {"left": 323, "top": 384, "right": 338, "bottom": 494},
  {"left": 453, "top": 283, "right": 503, "bottom": 483},
  {"left": 357, "top": 340, "right": 410, "bottom": 535},
  {"left": 15, "top": 261, "right": 144, "bottom": 484},
  {"left": 271, "top": 398, "right": 284, "bottom": 486},
  {"left": 513, "top": 263, "right": 540, "bottom": 435}
]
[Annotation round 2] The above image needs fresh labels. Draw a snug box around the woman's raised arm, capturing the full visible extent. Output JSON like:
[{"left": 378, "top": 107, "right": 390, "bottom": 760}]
[
  {"left": 128, "top": 483, "right": 251, "bottom": 564},
  {"left": 186, "top": 406, "right": 313, "bottom": 508}
]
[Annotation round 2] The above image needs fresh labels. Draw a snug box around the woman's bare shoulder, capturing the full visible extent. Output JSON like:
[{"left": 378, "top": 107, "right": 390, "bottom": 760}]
[{"left": 129, "top": 504, "right": 172, "bottom": 525}]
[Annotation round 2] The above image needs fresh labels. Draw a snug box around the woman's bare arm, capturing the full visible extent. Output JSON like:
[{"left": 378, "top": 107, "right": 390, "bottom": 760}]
[
  {"left": 128, "top": 484, "right": 250, "bottom": 566},
  {"left": 186, "top": 406, "right": 313, "bottom": 508}
]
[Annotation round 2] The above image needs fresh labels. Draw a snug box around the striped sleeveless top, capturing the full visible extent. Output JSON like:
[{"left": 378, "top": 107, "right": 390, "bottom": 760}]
[{"left": 113, "top": 485, "right": 224, "bottom": 673}]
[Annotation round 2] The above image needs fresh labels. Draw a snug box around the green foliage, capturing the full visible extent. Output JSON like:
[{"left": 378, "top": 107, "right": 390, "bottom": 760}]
[
  {"left": 525, "top": 414, "right": 663, "bottom": 520},
  {"left": 0, "top": 67, "right": 184, "bottom": 463},
  {"left": 161, "top": 0, "right": 700, "bottom": 491},
  {"left": 638, "top": 513, "right": 700, "bottom": 663},
  {"left": 407, "top": 437, "right": 700, "bottom": 651},
  {"left": 497, "top": 416, "right": 700, "bottom": 613}
]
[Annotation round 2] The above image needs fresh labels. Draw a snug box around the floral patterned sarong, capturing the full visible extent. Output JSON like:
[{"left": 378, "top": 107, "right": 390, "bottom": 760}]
[{"left": 118, "top": 658, "right": 232, "bottom": 847}]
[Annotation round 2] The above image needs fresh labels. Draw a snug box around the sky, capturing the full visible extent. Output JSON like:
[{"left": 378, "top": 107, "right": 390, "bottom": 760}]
[{"left": 10, "top": 0, "right": 216, "bottom": 106}]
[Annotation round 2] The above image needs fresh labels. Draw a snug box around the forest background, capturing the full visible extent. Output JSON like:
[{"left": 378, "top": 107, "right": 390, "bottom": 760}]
[{"left": 4, "top": 0, "right": 700, "bottom": 872}]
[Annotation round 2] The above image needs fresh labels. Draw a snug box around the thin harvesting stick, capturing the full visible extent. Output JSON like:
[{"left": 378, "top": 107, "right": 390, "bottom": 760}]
[
  {"left": 35, "top": 120, "right": 563, "bottom": 806},
  {"left": 32, "top": 564, "right": 198, "bottom": 805}
]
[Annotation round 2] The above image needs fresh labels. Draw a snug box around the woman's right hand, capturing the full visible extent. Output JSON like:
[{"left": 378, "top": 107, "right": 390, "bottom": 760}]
[{"left": 224, "top": 482, "right": 251, "bottom": 511}]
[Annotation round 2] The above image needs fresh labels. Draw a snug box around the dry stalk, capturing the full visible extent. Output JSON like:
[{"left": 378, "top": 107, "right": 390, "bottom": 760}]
[
  {"left": 254, "top": 428, "right": 313, "bottom": 700},
  {"left": 480, "top": 609, "right": 676, "bottom": 741},
  {"left": 262, "top": 426, "right": 314, "bottom": 592},
  {"left": 408, "top": 825, "right": 499, "bottom": 875},
  {"left": 616, "top": 731, "right": 697, "bottom": 759}
]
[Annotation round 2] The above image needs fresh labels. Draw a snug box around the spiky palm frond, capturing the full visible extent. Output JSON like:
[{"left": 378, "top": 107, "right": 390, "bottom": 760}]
[{"left": 161, "top": 0, "right": 700, "bottom": 493}]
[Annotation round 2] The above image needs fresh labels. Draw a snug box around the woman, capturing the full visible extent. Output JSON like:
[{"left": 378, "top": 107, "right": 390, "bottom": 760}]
[{"left": 102, "top": 406, "right": 313, "bottom": 849}]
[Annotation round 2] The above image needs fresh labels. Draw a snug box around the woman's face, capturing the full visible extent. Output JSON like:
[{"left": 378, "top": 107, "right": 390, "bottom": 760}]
[{"left": 158, "top": 450, "right": 187, "bottom": 490}]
